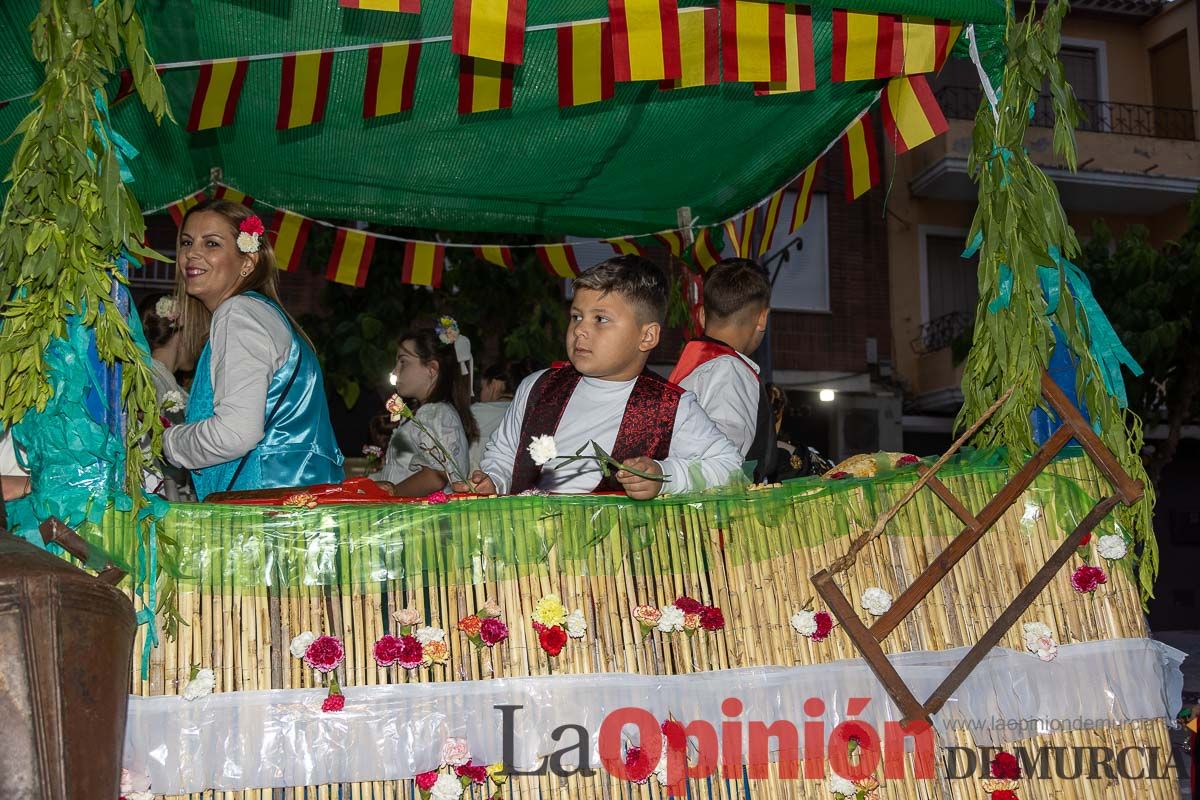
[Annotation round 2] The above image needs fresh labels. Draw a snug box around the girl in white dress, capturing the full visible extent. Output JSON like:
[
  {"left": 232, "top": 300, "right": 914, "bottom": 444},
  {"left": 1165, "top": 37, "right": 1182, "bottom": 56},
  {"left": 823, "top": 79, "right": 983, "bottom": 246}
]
[{"left": 372, "top": 323, "right": 478, "bottom": 495}]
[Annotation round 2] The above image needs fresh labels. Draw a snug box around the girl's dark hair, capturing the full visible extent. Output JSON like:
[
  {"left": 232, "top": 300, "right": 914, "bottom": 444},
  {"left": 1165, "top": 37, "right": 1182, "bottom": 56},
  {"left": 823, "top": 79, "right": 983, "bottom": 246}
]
[
  {"left": 138, "top": 292, "right": 178, "bottom": 349},
  {"left": 401, "top": 326, "right": 480, "bottom": 443}
]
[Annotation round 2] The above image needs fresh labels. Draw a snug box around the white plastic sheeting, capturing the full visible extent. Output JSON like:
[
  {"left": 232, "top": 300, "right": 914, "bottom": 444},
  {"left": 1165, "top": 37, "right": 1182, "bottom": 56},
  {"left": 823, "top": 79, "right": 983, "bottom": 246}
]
[{"left": 123, "top": 638, "right": 1184, "bottom": 794}]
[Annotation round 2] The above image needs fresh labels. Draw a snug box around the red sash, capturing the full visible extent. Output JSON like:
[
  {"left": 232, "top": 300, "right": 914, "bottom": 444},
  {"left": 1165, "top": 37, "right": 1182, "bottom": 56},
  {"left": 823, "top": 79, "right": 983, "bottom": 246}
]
[
  {"left": 510, "top": 365, "right": 682, "bottom": 493},
  {"left": 668, "top": 339, "right": 760, "bottom": 385}
]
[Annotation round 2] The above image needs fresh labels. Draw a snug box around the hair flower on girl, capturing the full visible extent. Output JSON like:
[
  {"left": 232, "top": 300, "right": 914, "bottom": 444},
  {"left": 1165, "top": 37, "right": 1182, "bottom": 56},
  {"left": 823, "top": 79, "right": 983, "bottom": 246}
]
[{"left": 435, "top": 316, "right": 460, "bottom": 345}]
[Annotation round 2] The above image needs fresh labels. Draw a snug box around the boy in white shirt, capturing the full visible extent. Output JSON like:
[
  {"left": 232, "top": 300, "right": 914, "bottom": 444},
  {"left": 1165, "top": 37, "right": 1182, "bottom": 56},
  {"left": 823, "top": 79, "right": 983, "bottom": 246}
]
[
  {"left": 667, "top": 258, "right": 776, "bottom": 482},
  {"left": 457, "top": 256, "right": 742, "bottom": 499}
]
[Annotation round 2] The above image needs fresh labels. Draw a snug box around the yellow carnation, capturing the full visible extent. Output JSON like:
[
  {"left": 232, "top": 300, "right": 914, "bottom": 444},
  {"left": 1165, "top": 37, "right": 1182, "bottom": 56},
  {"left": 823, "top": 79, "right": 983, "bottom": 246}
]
[
  {"left": 487, "top": 762, "right": 507, "bottom": 784},
  {"left": 532, "top": 594, "right": 568, "bottom": 627}
]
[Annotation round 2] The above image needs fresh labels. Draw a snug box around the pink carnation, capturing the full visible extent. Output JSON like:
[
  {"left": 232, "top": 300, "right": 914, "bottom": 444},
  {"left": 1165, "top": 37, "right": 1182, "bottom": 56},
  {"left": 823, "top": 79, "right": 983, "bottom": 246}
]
[
  {"left": 425, "top": 490, "right": 449, "bottom": 505},
  {"left": 1070, "top": 565, "right": 1107, "bottom": 594},
  {"left": 373, "top": 634, "right": 405, "bottom": 667},
  {"left": 304, "top": 636, "right": 345, "bottom": 673},
  {"left": 812, "top": 611, "right": 834, "bottom": 642},
  {"left": 674, "top": 596, "right": 703, "bottom": 614},
  {"left": 480, "top": 617, "right": 509, "bottom": 646},
  {"left": 321, "top": 693, "right": 345, "bottom": 712},
  {"left": 396, "top": 635, "right": 425, "bottom": 669},
  {"left": 415, "top": 770, "right": 439, "bottom": 791}
]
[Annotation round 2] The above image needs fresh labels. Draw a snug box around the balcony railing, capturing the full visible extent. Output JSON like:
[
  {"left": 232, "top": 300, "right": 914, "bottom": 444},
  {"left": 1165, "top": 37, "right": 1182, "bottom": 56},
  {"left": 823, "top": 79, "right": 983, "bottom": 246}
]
[
  {"left": 911, "top": 310, "right": 973, "bottom": 355},
  {"left": 935, "top": 85, "right": 1199, "bottom": 142}
]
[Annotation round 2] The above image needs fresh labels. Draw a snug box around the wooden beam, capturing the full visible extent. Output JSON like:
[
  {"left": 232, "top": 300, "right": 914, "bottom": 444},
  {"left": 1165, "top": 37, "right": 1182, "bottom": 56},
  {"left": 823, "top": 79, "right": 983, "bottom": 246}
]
[{"left": 914, "top": 465, "right": 980, "bottom": 529}]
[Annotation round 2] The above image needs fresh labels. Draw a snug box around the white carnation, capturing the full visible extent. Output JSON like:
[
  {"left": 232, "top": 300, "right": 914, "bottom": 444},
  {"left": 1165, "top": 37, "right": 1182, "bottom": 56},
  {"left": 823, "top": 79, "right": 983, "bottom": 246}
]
[
  {"left": 1032, "top": 636, "right": 1058, "bottom": 662},
  {"left": 415, "top": 625, "right": 445, "bottom": 645},
  {"left": 1097, "top": 535, "right": 1127, "bottom": 560},
  {"left": 289, "top": 631, "right": 316, "bottom": 660},
  {"left": 162, "top": 390, "right": 185, "bottom": 412},
  {"left": 1022, "top": 621, "right": 1052, "bottom": 642},
  {"left": 154, "top": 295, "right": 177, "bottom": 321},
  {"left": 430, "top": 772, "right": 464, "bottom": 800},
  {"left": 657, "top": 605, "right": 685, "bottom": 633},
  {"left": 527, "top": 435, "right": 558, "bottom": 466},
  {"left": 566, "top": 609, "right": 587, "bottom": 639},
  {"left": 827, "top": 774, "right": 857, "bottom": 797},
  {"left": 182, "top": 668, "right": 215, "bottom": 701},
  {"left": 790, "top": 610, "right": 817, "bottom": 637},
  {"left": 236, "top": 231, "right": 260, "bottom": 253},
  {"left": 860, "top": 587, "right": 892, "bottom": 616}
]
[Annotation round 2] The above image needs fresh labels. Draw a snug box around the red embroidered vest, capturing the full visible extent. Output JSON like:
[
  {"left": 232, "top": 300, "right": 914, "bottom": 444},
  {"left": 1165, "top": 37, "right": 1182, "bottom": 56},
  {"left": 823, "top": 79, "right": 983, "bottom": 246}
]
[{"left": 509, "top": 365, "right": 683, "bottom": 494}]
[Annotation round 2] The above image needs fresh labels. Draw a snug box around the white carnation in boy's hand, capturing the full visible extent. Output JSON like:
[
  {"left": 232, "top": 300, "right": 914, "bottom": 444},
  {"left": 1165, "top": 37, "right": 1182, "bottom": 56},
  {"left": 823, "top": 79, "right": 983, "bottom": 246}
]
[
  {"left": 290, "top": 631, "right": 316, "bottom": 659},
  {"left": 183, "top": 668, "right": 215, "bottom": 701},
  {"left": 657, "top": 605, "right": 685, "bottom": 633},
  {"left": 1097, "top": 535, "right": 1127, "bottom": 560},
  {"left": 790, "top": 610, "right": 817, "bottom": 637},
  {"left": 826, "top": 774, "right": 857, "bottom": 797},
  {"left": 565, "top": 609, "right": 587, "bottom": 639},
  {"left": 527, "top": 435, "right": 558, "bottom": 466},
  {"left": 860, "top": 587, "right": 892, "bottom": 616}
]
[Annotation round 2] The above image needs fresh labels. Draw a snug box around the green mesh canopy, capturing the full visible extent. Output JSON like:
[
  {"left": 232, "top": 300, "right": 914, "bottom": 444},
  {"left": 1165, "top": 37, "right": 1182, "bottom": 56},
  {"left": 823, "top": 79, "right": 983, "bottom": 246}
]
[{"left": 0, "top": 0, "right": 1004, "bottom": 236}]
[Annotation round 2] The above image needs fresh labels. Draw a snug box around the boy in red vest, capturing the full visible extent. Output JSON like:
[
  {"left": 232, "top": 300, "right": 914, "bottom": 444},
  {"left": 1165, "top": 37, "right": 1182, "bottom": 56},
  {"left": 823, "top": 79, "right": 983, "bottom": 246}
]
[
  {"left": 458, "top": 256, "right": 742, "bottom": 499},
  {"left": 667, "top": 258, "right": 776, "bottom": 482}
]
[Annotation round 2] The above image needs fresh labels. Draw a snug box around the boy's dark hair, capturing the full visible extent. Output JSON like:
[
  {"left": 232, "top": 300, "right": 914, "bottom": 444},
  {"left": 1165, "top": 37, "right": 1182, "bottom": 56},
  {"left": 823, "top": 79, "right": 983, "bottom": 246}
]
[
  {"left": 703, "top": 258, "right": 771, "bottom": 320},
  {"left": 572, "top": 255, "right": 668, "bottom": 324}
]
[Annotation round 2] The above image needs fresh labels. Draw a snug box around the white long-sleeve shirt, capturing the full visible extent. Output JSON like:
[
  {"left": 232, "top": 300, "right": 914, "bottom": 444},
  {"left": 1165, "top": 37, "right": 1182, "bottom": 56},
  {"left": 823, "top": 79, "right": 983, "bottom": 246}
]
[
  {"left": 371, "top": 401, "right": 470, "bottom": 489},
  {"left": 163, "top": 295, "right": 290, "bottom": 470},
  {"left": 480, "top": 369, "right": 743, "bottom": 495},
  {"left": 676, "top": 352, "right": 761, "bottom": 457}
]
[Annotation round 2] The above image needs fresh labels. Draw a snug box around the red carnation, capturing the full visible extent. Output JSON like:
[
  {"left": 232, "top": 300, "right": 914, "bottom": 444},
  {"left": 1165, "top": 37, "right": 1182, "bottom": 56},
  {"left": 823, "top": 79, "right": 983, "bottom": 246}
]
[
  {"left": 455, "top": 762, "right": 490, "bottom": 785},
  {"left": 1077, "top": 533, "right": 1092, "bottom": 547},
  {"left": 830, "top": 471, "right": 850, "bottom": 480},
  {"left": 415, "top": 770, "right": 439, "bottom": 791},
  {"left": 304, "top": 636, "right": 345, "bottom": 673},
  {"left": 699, "top": 606, "right": 725, "bottom": 631},
  {"left": 480, "top": 617, "right": 509, "bottom": 646},
  {"left": 812, "top": 611, "right": 834, "bottom": 642},
  {"left": 1070, "top": 565, "right": 1107, "bottom": 594},
  {"left": 321, "top": 692, "right": 345, "bottom": 712},
  {"left": 373, "top": 634, "right": 405, "bottom": 667},
  {"left": 425, "top": 490, "right": 449, "bottom": 505},
  {"left": 674, "top": 596, "right": 703, "bottom": 614},
  {"left": 896, "top": 454, "right": 920, "bottom": 467},
  {"left": 990, "top": 751, "right": 1021, "bottom": 780},
  {"left": 240, "top": 215, "right": 265, "bottom": 236},
  {"left": 396, "top": 635, "right": 425, "bottom": 669},
  {"left": 624, "top": 746, "right": 653, "bottom": 784},
  {"left": 538, "top": 624, "right": 567, "bottom": 656},
  {"left": 992, "top": 792, "right": 1019, "bottom": 800}
]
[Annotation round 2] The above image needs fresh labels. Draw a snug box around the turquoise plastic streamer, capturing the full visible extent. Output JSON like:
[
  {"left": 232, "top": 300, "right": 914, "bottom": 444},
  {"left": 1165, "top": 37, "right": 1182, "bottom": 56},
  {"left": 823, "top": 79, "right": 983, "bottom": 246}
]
[{"left": 987, "top": 264, "right": 1013, "bottom": 313}]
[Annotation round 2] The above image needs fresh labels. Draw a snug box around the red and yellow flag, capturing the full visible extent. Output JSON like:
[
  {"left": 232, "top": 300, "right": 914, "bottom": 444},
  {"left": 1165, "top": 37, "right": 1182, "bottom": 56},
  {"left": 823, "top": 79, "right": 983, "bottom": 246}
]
[
  {"left": 757, "top": 189, "right": 785, "bottom": 257},
  {"left": 186, "top": 59, "right": 249, "bottom": 131},
  {"left": 536, "top": 244, "right": 580, "bottom": 278},
  {"left": 721, "top": 0, "right": 787, "bottom": 83},
  {"left": 269, "top": 209, "right": 313, "bottom": 272},
  {"left": 722, "top": 209, "right": 756, "bottom": 258},
  {"left": 692, "top": 226, "right": 721, "bottom": 271},
  {"left": 402, "top": 241, "right": 446, "bottom": 287},
  {"left": 458, "top": 57, "right": 515, "bottom": 114},
  {"left": 832, "top": 10, "right": 901, "bottom": 82},
  {"left": 607, "top": 237, "right": 647, "bottom": 256},
  {"left": 364, "top": 42, "right": 421, "bottom": 118},
  {"left": 167, "top": 191, "right": 207, "bottom": 227},
  {"left": 899, "top": 18, "right": 961, "bottom": 74},
  {"left": 882, "top": 74, "right": 948, "bottom": 153},
  {"left": 655, "top": 231, "right": 684, "bottom": 257},
  {"left": 339, "top": 0, "right": 419, "bottom": 12},
  {"left": 754, "top": 5, "right": 815, "bottom": 95},
  {"left": 788, "top": 161, "right": 819, "bottom": 233},
  {"left": 610, "top": 0, "right": 682, "bottom": 82},
  {"left": 452, "top": 0, "right": 528, "bottom": 65},
  {"left": 842, "top": 113, "right": 880, "bottom": 201},
  {"left": 212, "top": 185, "right": 254, "bottom": 206},
  {"left": 277, "top": 50, "right": 334, "bottom": 130},
  {"left": 661, "top": 6, "right": 718, "bottom": 90},
  {"left": 557, "top": 21, "right": 614, "bottom": 107},
  {"left": 474, "top": 245, "right": 514, "bottom": 269},
  {"left": 326, "top": 228, "right": 376, "bottom": 287}
]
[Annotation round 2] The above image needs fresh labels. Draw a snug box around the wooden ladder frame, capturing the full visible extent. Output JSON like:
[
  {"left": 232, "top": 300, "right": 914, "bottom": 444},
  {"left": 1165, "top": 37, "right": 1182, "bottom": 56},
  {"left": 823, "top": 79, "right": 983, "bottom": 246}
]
[{"left": 811, "top": 373, "right": 1144, "bottom": 723}]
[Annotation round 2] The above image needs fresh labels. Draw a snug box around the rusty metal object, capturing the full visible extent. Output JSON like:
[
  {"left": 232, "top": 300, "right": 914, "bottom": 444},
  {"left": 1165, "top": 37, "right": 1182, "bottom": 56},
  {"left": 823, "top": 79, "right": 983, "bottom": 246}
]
[{"left": 0, "top": 520, "right": 136, "bottom": 799}]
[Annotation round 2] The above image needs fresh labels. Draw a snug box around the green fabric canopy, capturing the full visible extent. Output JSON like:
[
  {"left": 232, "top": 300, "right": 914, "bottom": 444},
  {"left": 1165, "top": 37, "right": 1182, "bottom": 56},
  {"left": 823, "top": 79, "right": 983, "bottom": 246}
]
[{"left": 0, "top": 0, "right": 1004, "bottom": 237}]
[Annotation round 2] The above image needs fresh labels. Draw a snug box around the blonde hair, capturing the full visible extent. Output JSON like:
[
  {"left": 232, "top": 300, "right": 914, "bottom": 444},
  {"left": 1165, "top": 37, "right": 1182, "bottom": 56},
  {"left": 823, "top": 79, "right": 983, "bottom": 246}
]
[{"left": 173, "top": 199, "right": 311, "bottom": 362}]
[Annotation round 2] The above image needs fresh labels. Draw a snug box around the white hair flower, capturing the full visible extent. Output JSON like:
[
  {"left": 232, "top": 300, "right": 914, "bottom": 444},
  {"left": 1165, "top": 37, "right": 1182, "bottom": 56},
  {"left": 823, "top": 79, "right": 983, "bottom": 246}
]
[
  {"left": 154, "top": 295, "right": 179, "bottom": 322},
  {"left": 236, "top": 231, "right": 260, "bottom": 254}
]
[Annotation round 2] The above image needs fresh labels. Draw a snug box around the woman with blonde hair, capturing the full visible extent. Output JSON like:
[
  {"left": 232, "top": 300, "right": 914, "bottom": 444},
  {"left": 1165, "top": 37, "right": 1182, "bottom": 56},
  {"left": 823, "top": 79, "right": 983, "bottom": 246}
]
[{"left": 162, "top": 199, "right": 343, "bottom": 500}]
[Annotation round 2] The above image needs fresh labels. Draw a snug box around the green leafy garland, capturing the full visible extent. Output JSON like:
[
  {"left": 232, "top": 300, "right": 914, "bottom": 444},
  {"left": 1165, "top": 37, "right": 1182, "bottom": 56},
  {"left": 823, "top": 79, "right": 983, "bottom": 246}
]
[
  {"left": 0, "top": 0, "right": 182, "bottom": 628},
  {"left": 957, "top": 0, "right": 1157, "bottom": 601}
]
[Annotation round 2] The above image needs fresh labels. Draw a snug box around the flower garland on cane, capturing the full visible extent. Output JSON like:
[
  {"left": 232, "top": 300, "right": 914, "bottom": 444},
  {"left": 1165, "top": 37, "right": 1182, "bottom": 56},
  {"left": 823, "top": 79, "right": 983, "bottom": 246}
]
[
  {"left": 287, "top": 632, "right": 347, "bottom": 711},
  {"left": 375, "top": 608, "right": 450, "bottom": 671},
  {"left": 531, "top": 594, "right": 586, "bottom": 656}
]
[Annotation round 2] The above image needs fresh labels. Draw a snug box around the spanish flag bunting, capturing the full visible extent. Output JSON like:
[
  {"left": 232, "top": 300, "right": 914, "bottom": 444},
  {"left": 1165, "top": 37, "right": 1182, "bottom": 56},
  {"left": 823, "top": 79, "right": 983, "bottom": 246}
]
[
  {"left": 167, "top": 191, "right": 207, "bottom": 227},
  {"left": 721, "top": 0, "right": 787, "bottom": 83},
  {"left": 212, "top": 185, "right": 255, "bottom": 206},
  {"left": 661, "top": 6, "right": 719, "bottom": 90},
  {"left": 474, "top": 245, "right": 514, "bottom": 269},
  {"left": 269, "top": 209, "right": 313, "bottom": 273},
  {"left": 757, "top": 189, "right": 785, "bottom": 257},
  {"left": 402, "top": 241, "right": 446, "bottom": 287},
  {"left": 186, "top": 58, "right": 249, "bottom": 131},
  {"left": 607, "top": 237, "right": 647, "bottom": 256},
  {"left": 339, "top": 0, "right": 420, "bottom": 12},
  {"left": 536, "top": 244, "right": 580, "bottom": 278},
  {"left": 881, "top": 74, "right": 948, "bottom": 154},
  {"left": 722, "top": 218, "right": 741, "bottom": 257},
  {"left": 899, "top": 18, "right": 961, "bottom": 74},
  {"left": 557, "top": 21, "right": 614, "bottom": 108},
  {"left": 722, "top": 209, "right": 756, "bottom": 258},
  {"left": 277, "top": 50, "right": 335, "bottom": 130},
  {"left": 832, "top": 10, "right": 902, "bottom": 83},
  {"left": 754, "top": 4, "right": 815, "bottom": 95},
  {"left": 692, "top": 227, "right": 721, "bottom": 271},
  {"left": 458, "top": 57, "right": 515, "bottom": 114},
  {"left": 326, "top": 227, "right": 377, "bottom": 287},
  {"left": 841, "top": 113, "right": 880, "bottom": 201},
  {"left": 788, "top": 161, "right": 819, "bottom": 233},
  {"left": 610, "top": 0, "right": 682, "bottom": 82},
  {"left": 453, "top": 0, "right": 528, "bottom": 65},
  {"left": 364, "top": 42, "right": 421, "bottom": 118}
]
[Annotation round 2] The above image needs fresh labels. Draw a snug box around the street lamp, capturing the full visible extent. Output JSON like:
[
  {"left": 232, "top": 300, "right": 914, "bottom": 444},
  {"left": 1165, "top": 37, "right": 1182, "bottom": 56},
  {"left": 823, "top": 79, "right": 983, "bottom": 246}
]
[{"left": 819, "top": 389, "right": 836, "bottom": 403}]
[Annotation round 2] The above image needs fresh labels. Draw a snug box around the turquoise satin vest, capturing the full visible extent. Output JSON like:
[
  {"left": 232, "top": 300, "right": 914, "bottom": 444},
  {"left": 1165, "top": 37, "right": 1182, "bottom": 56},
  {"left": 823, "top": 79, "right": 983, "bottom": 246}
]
[{"left": 186, "top": 292, "right": 344, "bottom": 500}]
